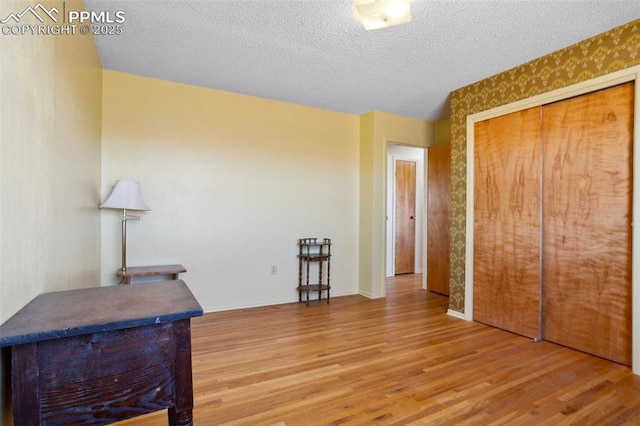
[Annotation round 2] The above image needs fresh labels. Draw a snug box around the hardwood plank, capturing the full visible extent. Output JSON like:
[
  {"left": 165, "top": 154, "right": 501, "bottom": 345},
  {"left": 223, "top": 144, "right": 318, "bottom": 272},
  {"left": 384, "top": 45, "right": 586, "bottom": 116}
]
[{"left": 115, "top": 274, "right": 640, "bottom": 425}]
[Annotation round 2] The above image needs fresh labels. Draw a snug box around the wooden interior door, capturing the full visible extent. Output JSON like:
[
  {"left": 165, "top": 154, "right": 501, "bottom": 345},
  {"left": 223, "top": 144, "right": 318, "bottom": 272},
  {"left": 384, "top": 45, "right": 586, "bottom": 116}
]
[
  {"left": 427, "top": 143, "right": 451, "bottom": 295},
  {"left": 474, "top": 107, "right": 542, "bottom": 339},
  {"left": 542, "top": 83, "right": 633, "bottom": 365},
  {"left": 395, "top": 160, "right": 416, "bottom": 275}
]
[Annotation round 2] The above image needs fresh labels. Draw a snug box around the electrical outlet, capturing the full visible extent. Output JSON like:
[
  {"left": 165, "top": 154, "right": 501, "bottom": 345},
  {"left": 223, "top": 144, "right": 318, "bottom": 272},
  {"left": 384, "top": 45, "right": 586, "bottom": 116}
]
[{"left": 271, "top": 265, "right": 277, "bottom": 275}]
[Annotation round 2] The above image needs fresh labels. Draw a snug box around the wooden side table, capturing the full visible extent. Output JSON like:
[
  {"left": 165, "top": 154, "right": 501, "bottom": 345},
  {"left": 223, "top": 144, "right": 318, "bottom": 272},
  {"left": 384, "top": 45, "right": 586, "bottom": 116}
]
[
  {"left": 117, "top": 264, "right": 187, "bottom": 284},
  {"left": 297, "top": 238, "right": 331, "bottom": 304},
  {"left": 0, "top": 280, "right": 202, "bottom": 425}
]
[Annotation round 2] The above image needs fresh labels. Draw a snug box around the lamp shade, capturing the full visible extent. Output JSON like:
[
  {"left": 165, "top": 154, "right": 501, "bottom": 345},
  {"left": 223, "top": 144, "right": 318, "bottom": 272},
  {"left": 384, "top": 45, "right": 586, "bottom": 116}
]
[{"left": 100, "top": 180, "right": 151, "bottom": 211}]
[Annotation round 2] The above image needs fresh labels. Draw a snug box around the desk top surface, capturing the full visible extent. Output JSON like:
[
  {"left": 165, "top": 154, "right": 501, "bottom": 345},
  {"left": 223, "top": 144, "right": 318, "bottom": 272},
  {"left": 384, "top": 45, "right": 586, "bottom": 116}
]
[{"left": 0, "top": 280, "right": 203, "bottom": 347}]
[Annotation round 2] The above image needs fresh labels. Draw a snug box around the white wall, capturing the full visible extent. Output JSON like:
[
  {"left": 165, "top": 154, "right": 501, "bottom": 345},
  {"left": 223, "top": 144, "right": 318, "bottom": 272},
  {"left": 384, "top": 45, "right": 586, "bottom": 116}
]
[
  {"left": 101, "top": 71, "right": 360, "bottom": 312},
  {"left": 385, "top": 144, "right": 425, "bottom": 276},
  {"left": 0, "top": 2, "right": 103, "bottom": 322}
]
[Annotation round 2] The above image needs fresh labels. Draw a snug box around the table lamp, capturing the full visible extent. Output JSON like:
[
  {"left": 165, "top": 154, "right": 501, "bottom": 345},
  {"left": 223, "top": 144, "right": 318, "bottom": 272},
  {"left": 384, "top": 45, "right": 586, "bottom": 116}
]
[{"left": 100, "top": 180, "right": 151, "bottom": 272}]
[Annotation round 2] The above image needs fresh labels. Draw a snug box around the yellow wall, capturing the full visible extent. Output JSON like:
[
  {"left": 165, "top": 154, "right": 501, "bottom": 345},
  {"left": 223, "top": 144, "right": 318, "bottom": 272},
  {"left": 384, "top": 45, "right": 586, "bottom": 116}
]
[
  {"left": 448, "top": 19, "right": 640, "bottom": 313},
  {"left": 359, "top": 111, "right": 432, "bottom": 298},
  {"left": 0, "top": 2, "right": 103, "bottom": 326},
  {"left": 101, "top": 71, "right": 360, "bottom": 310},
  {"left": 0, "top": 0, "right": 103, "bottom": 421},
  {"left": 433, "top": 119, "right": 451, "bottom": 145}
]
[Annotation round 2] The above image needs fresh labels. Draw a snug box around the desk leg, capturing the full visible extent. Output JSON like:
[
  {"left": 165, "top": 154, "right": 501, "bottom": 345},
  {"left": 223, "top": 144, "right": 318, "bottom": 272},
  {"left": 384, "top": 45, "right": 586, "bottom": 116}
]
[
  {"left": 12, "top": 343, "right": 40, "bottom": 426},
  {"left": 169, "top": 319, "right": 194, "bottom": 426}
]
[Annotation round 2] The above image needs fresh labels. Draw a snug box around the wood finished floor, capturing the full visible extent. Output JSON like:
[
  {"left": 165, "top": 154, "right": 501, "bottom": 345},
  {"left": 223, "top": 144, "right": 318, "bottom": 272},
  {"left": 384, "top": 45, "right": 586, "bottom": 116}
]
[{"left": 117, "top": 274, "right": 640, "bottom": 425}]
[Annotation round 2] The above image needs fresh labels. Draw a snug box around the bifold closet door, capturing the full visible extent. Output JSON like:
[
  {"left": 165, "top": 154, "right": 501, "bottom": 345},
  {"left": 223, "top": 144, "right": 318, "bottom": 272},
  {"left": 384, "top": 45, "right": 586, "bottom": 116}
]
[
  {"left": 474, "top": 107, "right": 542, "bottom": 339},
  {"left": 542, "top": 82, "right": 634, "bottom": 366}
]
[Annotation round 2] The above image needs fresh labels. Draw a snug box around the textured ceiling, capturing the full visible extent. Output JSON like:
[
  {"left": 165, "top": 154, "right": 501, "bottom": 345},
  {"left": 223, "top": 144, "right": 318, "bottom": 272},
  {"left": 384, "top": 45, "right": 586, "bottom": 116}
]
[{"left": 85, "top": 0, "right": 640, "bottom": 121}]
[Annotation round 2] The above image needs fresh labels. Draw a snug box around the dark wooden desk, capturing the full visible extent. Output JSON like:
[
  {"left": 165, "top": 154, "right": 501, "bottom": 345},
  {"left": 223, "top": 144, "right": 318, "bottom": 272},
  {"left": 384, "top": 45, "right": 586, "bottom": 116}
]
[
  {"left": 0, "top": 280, "right": 202, "bottom": 425},
  {"left": 117, "top": 264, "right": 187, "bottom": 285}
]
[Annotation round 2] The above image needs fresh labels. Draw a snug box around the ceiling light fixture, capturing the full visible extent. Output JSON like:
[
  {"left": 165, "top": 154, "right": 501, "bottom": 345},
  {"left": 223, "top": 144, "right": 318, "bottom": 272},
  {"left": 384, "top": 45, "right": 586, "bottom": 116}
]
[{"left": 353, "top": 0, "right": 414, "bottom": 31}]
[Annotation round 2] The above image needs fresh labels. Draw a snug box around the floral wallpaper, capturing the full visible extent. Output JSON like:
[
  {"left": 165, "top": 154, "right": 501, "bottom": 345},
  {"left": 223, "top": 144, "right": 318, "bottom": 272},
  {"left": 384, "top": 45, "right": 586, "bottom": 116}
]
[{"left": 448, "top": 19, "right": 640, "bottom": 313}]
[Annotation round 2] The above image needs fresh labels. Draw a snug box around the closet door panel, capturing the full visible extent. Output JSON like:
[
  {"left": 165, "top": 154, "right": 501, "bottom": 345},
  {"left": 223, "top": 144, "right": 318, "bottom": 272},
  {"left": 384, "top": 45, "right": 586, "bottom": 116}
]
[
  {"left": 474, "top": 107, "right": 542, "bottom": 339},
  {"left": 542, "top": 83, "right": 633, "bottom": 365}
]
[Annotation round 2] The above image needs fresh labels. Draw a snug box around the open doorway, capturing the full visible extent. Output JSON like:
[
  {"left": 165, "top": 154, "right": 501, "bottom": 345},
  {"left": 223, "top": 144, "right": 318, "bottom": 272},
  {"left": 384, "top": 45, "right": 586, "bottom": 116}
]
[{"left": 386, "top": 144, "right": 425, "bottom": 279}]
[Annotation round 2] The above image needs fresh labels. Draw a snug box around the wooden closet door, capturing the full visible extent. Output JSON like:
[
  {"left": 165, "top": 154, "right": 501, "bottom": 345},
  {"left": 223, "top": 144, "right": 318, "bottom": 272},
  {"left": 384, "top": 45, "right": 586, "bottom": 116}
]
[
  {"left": 427, "top": 143, "right": 451, "bottom": 295},
  {"left": 474, "top": 107, "right": 542, "bottom": 339},
  {"left": 542, "top": 83, "right": 634, "bottom": 365}
]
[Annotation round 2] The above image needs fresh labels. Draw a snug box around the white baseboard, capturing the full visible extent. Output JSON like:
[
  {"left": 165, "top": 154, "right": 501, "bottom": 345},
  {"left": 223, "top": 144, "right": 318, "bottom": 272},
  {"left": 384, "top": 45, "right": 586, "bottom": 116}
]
[
  {"left": 447, "top": 309, "right": 466, "bottom": 320},
  {"left": 202, "top": 290, "right": 359, "bottom": 313},
  {"left": 359, "top": 290, "right": 385, "bottom": 299},
  {"left": 203, "top": 297, "right": 293, "bottom": 313}
]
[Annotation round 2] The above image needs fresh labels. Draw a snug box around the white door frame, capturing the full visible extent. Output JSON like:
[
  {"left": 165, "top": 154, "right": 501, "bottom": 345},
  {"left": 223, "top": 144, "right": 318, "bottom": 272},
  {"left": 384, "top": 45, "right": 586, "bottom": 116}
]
[
  {"left": 464, "top": 65, "right": 640, "bottom": 374},
  {"left": 386, "top": 145, "right": 425, "bottom": 280}
]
